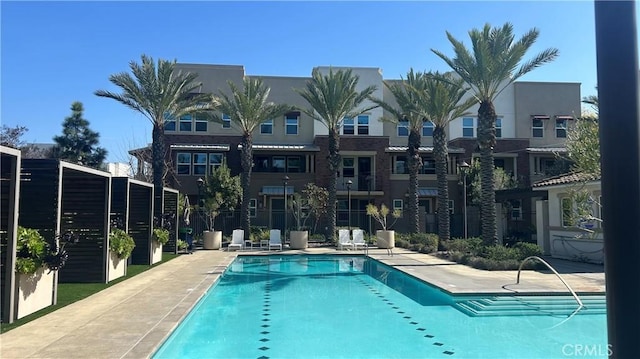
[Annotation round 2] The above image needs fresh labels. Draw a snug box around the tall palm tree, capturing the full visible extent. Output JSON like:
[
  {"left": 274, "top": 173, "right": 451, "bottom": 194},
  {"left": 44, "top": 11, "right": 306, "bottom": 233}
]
[
  {"left": 296, "top": 68, "right": 376, "bottom": 242},
  {"left": 417, "top": 72, "right": 476, "bottom": 241},
  {"left": 95, "top": 55, "right": 214, "bottom": 214},
  {"left": 369, "top": 69, "right": 429, "bottom": 233},
  {"left": 213, "top": 77, "right": 292, "bottom": 238},
  {"left": 432, "top": 23, "right": 559, "bottom": 244}
]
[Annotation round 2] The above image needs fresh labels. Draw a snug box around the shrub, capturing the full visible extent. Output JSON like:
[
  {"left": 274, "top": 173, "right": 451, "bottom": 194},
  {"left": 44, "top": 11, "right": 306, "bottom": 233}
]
[
  {"left": 177, "top": 239, "right": 189, "bottom": 251},
  {"left": 16, "top": 226, "right": 49, "bottom": 275},
  {"left": 441, "top": 237, "right": 483, "bottom": 255},
  {"left": 309, "top": 233, "right": 326, "bottom": 242},
  {"left": 249, "top": 227, "right": 270, "bottom": 242},
  {"left": 484, "top": 245, "right": 521, "bottom": 261},
  {"left": 514, "top": 242, "right": 542, "bottom": 259},
  {"left": 153, "top": 228, "right": 170, "bottom": 245},
  {"left": 109, "top": 228, "right": 135, "bottom": 259}
]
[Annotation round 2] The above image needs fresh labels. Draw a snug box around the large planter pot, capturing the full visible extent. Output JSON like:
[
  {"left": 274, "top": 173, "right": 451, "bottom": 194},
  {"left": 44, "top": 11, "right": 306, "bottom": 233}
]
[
  {"left": 15, "top": 267, "right": 55, "bottom": 320},
  {"left": 151, "top": 240, "right": 162, "bottom": 264},
  {"left": 290, "top": 230, "right": 309, "bottom": 249},
  {"left": 203, "top": 230, "right": 222, "bottom": 250},
  {"left": 376, "top": 230, "right": 395, "bottom": 249},
  {"left": 108, "top": 252, "right": 127, "bottom": 282}
]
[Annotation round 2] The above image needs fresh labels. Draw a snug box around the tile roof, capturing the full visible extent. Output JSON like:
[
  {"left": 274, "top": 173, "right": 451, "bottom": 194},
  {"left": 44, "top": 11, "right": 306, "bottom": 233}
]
[{"left": 532, "top": 172, "right": 600, "bottom": 188}]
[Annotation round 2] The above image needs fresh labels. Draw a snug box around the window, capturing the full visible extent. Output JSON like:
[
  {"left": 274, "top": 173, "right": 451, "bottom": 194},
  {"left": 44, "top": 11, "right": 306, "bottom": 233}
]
[
  {"left": 357, "top": 115, "right": 369, "bottom": 135},
  {"left": 393, "top": 199, "right": 403, "bottom": 216},
  {"left": 397, "top": 120, "right": 409, "bottom": 136},
  {"left": 463, "top": 117, "right": 475, "bottom": 137},
  {"left": 286, "top": 114, "right": 298, "bottom": 135},
  {"left": 494, "top": 158, "right": 505, "bottom": 170},
  {"left": 195, "top": 113, "right": 208, "bottom": 132},
  {"left": 249, "top": 199, "right": 257, "bottom": 218},
  {"left": 222, "top": 114, "right": 231, "bottom": 129},
  {"left": 532, "top": 118, "right": 544, "bottom": 138},
  {"left": 556, "top": 118, "right": 567, "bottom": 138},
  {"left": 177, "top": 153, "right": 191, "bottom": 175},
  {"left": 343, "top": 117, "right": 354, "bottom": 135},
  {"left": 495, "top": 117, "right": 502, "bottom": 138},
  {"left": 561, "top": 197, "right": 573, "bottom": 227},
  {"left": 394, "top": 156, "right": 407, "bottom": 174},
  {"left": 342, "top": 157, "right": 355, "bottom": 177},
  {"left": 164, "top": 112, "right": 176, "bottom": 131},
  {"left": 209, "top": 153, "right": 223, "bottom": 174},
  {"left": 260, "top": 119, "right": 273, "bottom": 134},
  {"left": 423, "top": 121, "right": 434, "bottom": 137},
  {"left": 287, "top": 157, "right": 301, "bottom": 173},
  {"left": 272, "top": 156, "right": 286, "bottom": 172},
  {"left": 448, "top": 200, "right": 455, "bottom": 215},
  {"left": 179, "top": 114, "right": 192, "bottom": 131},
  {"left": 193, "top": 153, "right": 207, "bottom": 175},
  {"left": 421, "top": 158, "right": 436, "bottom": 174},
  {"left": 510, "top": 200, "right": 522, "bottom": 220}
]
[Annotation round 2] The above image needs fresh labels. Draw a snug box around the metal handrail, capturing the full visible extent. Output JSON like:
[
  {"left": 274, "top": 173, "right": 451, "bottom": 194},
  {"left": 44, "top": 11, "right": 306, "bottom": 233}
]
[{"left": 516, "top": 256, "right": 584, "bottom": 309}]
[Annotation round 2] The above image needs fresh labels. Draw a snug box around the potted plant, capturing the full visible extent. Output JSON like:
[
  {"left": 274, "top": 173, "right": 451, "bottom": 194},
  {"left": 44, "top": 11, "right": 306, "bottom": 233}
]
[
  {"left": 15, "top": 226, "right": 72, "bottom": 319},
  {"left": 288, "top": 183, "right": 329, "bottom": 249},
  {"left": 198, "top": 165, "right": 241, "bottom": 250},
  {"left": 108, "top": 227, "right": 135, "bottom": 280},
  {"left": 366, "top": 203, "right": 401, "bottom": 249}
]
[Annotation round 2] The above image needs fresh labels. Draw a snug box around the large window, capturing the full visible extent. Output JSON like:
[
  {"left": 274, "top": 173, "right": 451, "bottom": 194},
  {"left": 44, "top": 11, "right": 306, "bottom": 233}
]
[
  {"left": 192, "top": 153, "right": 207, "bottom": 175},
  {"left": 393, "top": 156, "right": 436, "bottom": 174},
  {"left": 495, "top": 117, "right": 502, "bottom": 138},
  {"left": 357, "top": 115, "right": 369, "bottom": 135},
  {"left": 164, "top": 112, "right": 176, "bottom": 131},
  {"left": 423, "top": 121, "right": 434, "bottom": 137},
  {"left": 342, "top": 157, "right": 355, "bottom": 177},
  {"left": 343, "top": 117, "right": 354, "bottom": 135},
  {"left": 261, "top": 119, "right": 273, "bottom": 134},
  {"left": 286, "top": 114, "right": 298, "bottom": 135},
  {"left": 397, "top": 120, "right": 409, "bottom": 137},
  {"left": 462, "top": 117, "right": 475, "bottom": 137},
  {"left": 209, "top": 153, "right": 223, "bottom": 174},
  {"left": 179, "top": 114, "right": 192, "bottom": 131},
  {"left": 177, "top": 153, "right": 191, "bottom": 175},
  {"left": 222, "top": 114, "right": 231, "bottom": 129},
  {"left": 195, "top": 113, "right": 208, "bottom": 132},
  {"left": 249, "top": 199, "right": 257, "bottom": 218},
  {"left": 532, "top": 118, "right": 544, "bottom": 138},
  {"left": 556, "top": 118, "right": 567, "bottom": 138},
  {"left": 510, "top": 199, "right": 522, "bottom": 220},
  {"left": 253, "top": 155, "right": 306, "bottom": 173}
]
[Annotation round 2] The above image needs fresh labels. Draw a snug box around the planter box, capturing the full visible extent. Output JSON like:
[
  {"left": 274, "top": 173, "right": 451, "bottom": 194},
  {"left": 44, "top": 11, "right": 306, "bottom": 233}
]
[
  {"left": 15, "top": 267, "right": 55, "bottom": 320},
  {"left": 151, "top": 240, "right": 163, "bottom": 264},
  {"left": 290, "top": 231, "right": 308, "bottom": 249},
  {"left": 551, "top": 236, "right": 604, "bottom": 264},
  {"left": 376, "top": 230, "right": 395, "bottom": 249},
  {"left": 108, "top": 252, "right": 127, "bottom": 282},
  {"left": 203, "top": 231, "right": 222, "bottom": 250}
]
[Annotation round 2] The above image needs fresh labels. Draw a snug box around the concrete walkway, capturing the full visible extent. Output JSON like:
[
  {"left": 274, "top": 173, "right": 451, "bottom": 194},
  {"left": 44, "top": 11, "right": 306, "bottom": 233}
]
[{"left": 0, "top": 248, "right": 605, "bottom": 359}]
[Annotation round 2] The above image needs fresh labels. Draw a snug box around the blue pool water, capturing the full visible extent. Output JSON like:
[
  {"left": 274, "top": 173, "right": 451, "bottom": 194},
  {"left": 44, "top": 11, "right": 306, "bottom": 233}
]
[{"left": 153, "top": 255, "right": 608, "bottom": 358}]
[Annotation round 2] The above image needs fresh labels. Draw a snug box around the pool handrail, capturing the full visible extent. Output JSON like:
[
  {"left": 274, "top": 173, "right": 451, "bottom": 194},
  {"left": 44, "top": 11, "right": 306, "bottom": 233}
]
[{"left": 516, "top": 256, "right": 584, "bottom": 309}]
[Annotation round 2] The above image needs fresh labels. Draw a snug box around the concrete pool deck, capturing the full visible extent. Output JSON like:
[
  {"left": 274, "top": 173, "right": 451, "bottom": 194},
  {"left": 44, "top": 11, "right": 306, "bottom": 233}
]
[{"left": 0, "top": 247, "right": 605, "bottom": 358}]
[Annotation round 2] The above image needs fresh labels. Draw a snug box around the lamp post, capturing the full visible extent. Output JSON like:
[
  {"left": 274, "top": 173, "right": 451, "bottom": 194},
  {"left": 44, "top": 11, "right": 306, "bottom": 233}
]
[
  {"left": 196, "top": 177, "right": 205, "bottom": 207},
  {"left": 346, "top": 179, "right": 353, "bottom": 230},
  {"left": 366, "top": 175, "right": 372, "bottom": 235},
  {"left": 458, "top": 161, "right": 470, "bottom": 239},
  {"left": 283, "top": 175, "right": 289, "bottom": 244}
]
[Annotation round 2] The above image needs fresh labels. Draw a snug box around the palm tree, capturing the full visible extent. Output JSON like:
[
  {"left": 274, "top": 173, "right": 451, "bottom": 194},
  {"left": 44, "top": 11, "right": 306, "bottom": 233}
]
[
  {"left": 95, "top": 54, "right": 214, "bottom": 214},
  {"left": 369, "top": 69, "right": 429, "bottom": 233},
  {"left": 417, "top": 72, "right": 476, "bottom": 241},
  {"left": 296, "top": 68, "right": 377, "bottom": 242},
  {"left": 213, "top": 77, "right": 292, "bottom": 238},
  {"left": 432, "top": 23, "right": 559, "bottom": 244}
]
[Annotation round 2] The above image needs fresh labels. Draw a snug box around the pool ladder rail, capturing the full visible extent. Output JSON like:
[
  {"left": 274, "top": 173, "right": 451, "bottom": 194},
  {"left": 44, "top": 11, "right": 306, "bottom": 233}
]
[{"left": 515, "top": 256, "right": 584, "bottom": 310}]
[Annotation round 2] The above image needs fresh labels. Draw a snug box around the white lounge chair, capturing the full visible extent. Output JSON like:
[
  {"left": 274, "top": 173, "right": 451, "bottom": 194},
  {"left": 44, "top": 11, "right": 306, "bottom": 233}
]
[
  {"left": 352, "top": 229, "right": 367, "bottom": 250},
  {"left": 228, "top": 229, "right": 244, "bottom": 251},
  {"left": 338, "top": 229, "right": 354, "bottom": 250},
  {"left": 269, "top": 229, "right": 282, "bottom": 251}
]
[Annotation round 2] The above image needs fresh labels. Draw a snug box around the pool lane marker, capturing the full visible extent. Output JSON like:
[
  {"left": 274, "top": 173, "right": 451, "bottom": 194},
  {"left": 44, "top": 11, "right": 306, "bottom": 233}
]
[{"left": 356, "top": 276, "right": 456, "bottom": 356}]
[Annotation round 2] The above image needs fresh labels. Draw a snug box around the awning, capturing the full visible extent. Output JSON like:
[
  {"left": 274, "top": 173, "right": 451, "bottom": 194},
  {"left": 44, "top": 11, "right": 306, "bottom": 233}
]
[
  {"left": 170, "top": 144, "right": 230, "bottom": 151},
  {"left": 555, "top": 115, "right": 574, "bottom": 120},
  {"left": 238, "top": 144, "right": 320, "bottom": 152},
  {"left": 385, "top": 146, "right": 465, "bottom": 154},
  {"left": 260, "top": 186, "right": 295, "bottom": 195},
  {"left": 417, "top": 188, "right": 438, "bottom": 196},
  {"left": 531, "top": 115, "right": 550, "bottom": 120}
]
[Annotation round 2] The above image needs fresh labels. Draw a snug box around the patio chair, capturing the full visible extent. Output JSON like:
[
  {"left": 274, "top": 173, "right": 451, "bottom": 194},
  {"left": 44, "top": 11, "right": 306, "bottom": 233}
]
[
  {"left": 269, "top": 229, "right": 283, "bottom": 251},
  {"left": 338, "top": 229, "right": 354, "bottom": 250},
  {"left": 352, "top": 229, "right": 367, "bottom": 251},
  {"left": 228, "top": 229, "right": 244, "bottom": 251}
]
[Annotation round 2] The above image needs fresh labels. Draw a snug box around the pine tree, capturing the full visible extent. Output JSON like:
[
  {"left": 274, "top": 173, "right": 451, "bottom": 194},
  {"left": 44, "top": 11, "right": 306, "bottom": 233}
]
[{"left": 52, "top": 102, "right": 107, "bottom": 168}]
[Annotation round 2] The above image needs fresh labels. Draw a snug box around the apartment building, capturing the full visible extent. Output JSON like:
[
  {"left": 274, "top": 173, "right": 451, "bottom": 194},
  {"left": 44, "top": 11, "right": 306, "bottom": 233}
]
[{"left": 135, "top": 63, "right": 580, "bottom": 238}]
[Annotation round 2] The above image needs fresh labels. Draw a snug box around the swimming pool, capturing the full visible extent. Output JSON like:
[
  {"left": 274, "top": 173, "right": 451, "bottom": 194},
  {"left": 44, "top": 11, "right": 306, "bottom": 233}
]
[{"left": 153, "top": 255, "right": 608, "bottom": 358}]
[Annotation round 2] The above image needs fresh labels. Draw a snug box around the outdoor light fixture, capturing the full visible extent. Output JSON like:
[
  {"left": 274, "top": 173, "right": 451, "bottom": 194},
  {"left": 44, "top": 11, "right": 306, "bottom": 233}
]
[
  {"left": 346, "top": 179, "right": 353, "bottom": 230},
  {"left": 458, "top": 161, "right": 470, "bottom": 239},
  {"left": 283, "top": 175, "right": 289, "bottom": 244},
  {"left": 196, "top": 177, "right": 205, "bottom": 207}
]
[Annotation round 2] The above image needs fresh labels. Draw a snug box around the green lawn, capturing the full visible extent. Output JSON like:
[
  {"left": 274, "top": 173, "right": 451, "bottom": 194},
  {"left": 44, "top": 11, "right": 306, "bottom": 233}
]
[{"left": 1, "top": 253, "right": 178, "bottom": 333}]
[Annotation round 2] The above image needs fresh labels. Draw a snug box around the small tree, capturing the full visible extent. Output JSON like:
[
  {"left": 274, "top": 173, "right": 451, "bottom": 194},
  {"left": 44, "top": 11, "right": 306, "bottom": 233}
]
[
  {"left": 52, "top": 102, "right": 107, "bottom": 168},
  {"left": 366, "top": 203, "right": 401, "bottom": 231},
  {"left": 301, "top": 183, "right": 329, "bottom": 234},
  {"left": 199, "top": 165, "right": 242, "bottom": 231}
]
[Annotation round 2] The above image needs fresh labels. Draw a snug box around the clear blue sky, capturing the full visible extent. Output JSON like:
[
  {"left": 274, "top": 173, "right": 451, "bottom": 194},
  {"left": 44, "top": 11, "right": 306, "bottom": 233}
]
[{"left": 1, "top": 1, "right": 622, "bottom": 163}]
